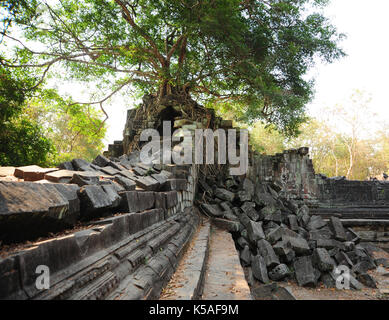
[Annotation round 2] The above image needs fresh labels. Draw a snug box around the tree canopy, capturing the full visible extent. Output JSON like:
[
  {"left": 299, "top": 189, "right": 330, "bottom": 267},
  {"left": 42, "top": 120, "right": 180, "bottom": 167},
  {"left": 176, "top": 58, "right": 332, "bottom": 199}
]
[{"left": 1, "top": 0, "right": 344, "bottom": 135}]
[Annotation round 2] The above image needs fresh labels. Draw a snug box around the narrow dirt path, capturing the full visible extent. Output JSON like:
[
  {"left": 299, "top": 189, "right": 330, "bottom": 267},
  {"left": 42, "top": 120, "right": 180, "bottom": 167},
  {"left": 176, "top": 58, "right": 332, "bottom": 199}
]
[{"left": 201, "top": 227, "right": 252, "bottom": 300}]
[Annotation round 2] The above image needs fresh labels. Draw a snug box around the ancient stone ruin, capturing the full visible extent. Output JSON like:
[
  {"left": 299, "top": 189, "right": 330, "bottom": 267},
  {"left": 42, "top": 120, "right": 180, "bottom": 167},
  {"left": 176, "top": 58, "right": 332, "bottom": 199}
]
[{"left": 1, "top": 102, "right": 389, "bottom": 300}]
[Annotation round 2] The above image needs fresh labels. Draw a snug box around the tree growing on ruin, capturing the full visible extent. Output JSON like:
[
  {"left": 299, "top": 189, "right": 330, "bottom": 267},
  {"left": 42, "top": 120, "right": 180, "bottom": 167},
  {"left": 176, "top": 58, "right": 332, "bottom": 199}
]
[{"left": 1, "top": 0, "right": 344, "bottom": 135}]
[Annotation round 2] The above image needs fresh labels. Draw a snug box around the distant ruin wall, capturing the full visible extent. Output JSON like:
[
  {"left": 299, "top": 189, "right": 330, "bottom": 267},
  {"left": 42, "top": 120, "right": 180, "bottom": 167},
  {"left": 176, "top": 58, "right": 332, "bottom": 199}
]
[{"left": 248, "top": 148, "right": 389, "bottom": 209}]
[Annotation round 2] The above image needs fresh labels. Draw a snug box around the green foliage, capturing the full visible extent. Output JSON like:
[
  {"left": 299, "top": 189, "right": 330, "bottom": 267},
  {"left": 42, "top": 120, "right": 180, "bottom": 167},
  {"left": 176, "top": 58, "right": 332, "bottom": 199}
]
[
  {"left": 249, "top": 90, "right": 389, "bottom": 181},
  {"left": 0, "top": 65, "right": 54, "bottom": 166},
  {"left": 1, "top": 0, "right": 345, "bottom": 135},
  {"left": 26, "top": 89, "right": 107, "bottom": 165},
  {"left": 0, "top": 115, "right": 54, "bottom": 167},
  {"left": 250, "top": 122, "right": 286, "bottom": 155}
]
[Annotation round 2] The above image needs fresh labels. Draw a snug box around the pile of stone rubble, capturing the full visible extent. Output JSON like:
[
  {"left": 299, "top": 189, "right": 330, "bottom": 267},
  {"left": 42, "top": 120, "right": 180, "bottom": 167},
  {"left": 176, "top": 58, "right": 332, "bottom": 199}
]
[{"left": 198, "top": 175, "right": 381, "bottom": 290}]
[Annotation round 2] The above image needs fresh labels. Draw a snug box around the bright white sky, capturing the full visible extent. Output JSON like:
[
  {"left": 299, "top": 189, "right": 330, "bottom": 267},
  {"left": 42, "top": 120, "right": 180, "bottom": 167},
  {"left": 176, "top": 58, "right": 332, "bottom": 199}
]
[
  {"left": 57, "top": 0, "right": 389, "bottom": 148},
  {"left": 306, "top": 0, "right": 389, "bottom": 121}
]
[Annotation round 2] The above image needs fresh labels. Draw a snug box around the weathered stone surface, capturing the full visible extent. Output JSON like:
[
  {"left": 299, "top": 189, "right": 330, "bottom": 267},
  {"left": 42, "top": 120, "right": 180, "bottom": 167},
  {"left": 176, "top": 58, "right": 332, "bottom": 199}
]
[
  {"left": 58, "top": 161, "right": 74, "bottom": 171},
  {"left": 247, "top": 221, "right": 265, "bottom": 243},
  {"left": 114, "top": 176, "right": 136, "bottom": 191},
  {"left": 165, "top": 179, "right": 187, "bottom": 191},
  {"left": 357, "top": 273, "right": 377, "bottom": 288},
  {"left": 329, "top": 217, "right": 347, "bottom": 242},
  {"left": 283, "top": 236, "right": 311, "bottom": 256},
  {"left": 0, "top": 167, "right": 15, "bottom": 177},
  {"left": 92, "top": 155, "right": 110, "bottom": 167},
  {"left": 201, "top": 204, "right": 223, "bottom": 217},
  {"left": 237, "top": 190, "right": 251, "bottom": 202},
  {"left": 69, "top": 173, "right": 99, "bottom": 187},
  {"left": 268, "top": 264, "right": 290, "bottom": 281},
  {"left": 273, "top": 241, "right": 295, "bottom": 263},
  {"left": 352, "top": 260, "right": 376, "bottom": 275},
  {"left": 257, "top": 239, "right": 280, "bottom": 268},
  {"left": 215, "top": 188, "right": 235, "bottom": 202},
  {"left": 241, "top": 202, "right": 261, "bottom": 221},
  {"left": 294, "top": 256, "right": 316, "bottom": 287},
  {"left": 72, "top": 158, "right": 92, "bottom": 171},
  {"left": 309, "top": 227, "right": 333, "bottom": 241},
  {"left": 320, "top": 273, "right": 336, "bottom": 288},
  {"left": 212, "top": 218, "right": 240, "bottom": 232},
  {"left": 50, "top": 183, "right": 80, "bottom": 217},
  {"left": 165, "top": 191, "right": 178, "bottom": 209},
  {"left": 45, "top": 170, "right": 100, "bottom": 183},
  {"left": 78, "top": 185, "right": 114, "bottom": 219},
  {"left": 120, "top": 191, "right": 155, "bottom": 213},
  {"left": 14, "top": 165, "right": 58, "bottom": 181},
  {"left": 135, "top": 176, "right": 160, "bottom": 191},
  {"left": 99, "top": 166, "right": 120, "bottom": 176},
  {"left": 312, "top": 248, "right": 335, "bottom": 272},
  {"left": 306, "top": 215, "right": 327, "bottom": 231},
  {"left": 288, "top": 215, "right": 299, "bottom": 231},
  {"left": 101, "top": 184, "right": 122, "bottom": 208},
  {"left": 335, "top": 251, "right": 354, "bottom": 267},
  {"left": 0, "top": 181, "right": 78, "bottom": 242},
  {"left": 317, "top": 239, "right": 345, "bottom": 251},
  {"left": 132, "top": 166, "right": 147, "bottom": 176},
  {"left": 240, "top": 246, "right": 251, "bottom": 266},
  {"left": 251, "top": 255, "right": 270, "bottom": 284},
  {"left": 266, "top": 226, "right": 283, "bottom": 244}
]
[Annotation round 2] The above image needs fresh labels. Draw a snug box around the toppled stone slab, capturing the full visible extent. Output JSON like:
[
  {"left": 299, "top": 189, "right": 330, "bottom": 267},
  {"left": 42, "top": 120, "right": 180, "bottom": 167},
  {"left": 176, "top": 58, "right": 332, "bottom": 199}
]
[
  {"left": 294, "top": 256, "right": 316, "bottom": 287},
  {"left": 329, "top": 217, "right": 347, "bottom": 242},
  {"left": 312, "top": 248, "right": 335, "bottom": 272},
  {"left": 251, "top": 255, "right": 270, "bottom": 284},
  {"left": 0, "top": 167, "right": 15, "bottom": 177},
  {"left": 283, "top": 236, "right": 311, "bottom": 256},
  {"left": 0, "top": 181, "right": 79, "bottom": 242},
  {"left": 201, "top": 204, "right": 223, "bottom": 217},
  {"left": 135, "top": 176, "right": 160, "bottom": 191},
  {"left": 14, "top": 165, "right": 58, "bottom": 181},
  {"left": 120, "top": 191, "right": 155, "bottom": 213},
  {"left": 268, "top": 264, "right": 290, "bottom": 281},
  {"left": 78, "top": 185, "right": 115, "bottom": 220},
  {"left": 45, "top": 170, "right": 104, "bottom": 183},
  {"left": 164, "top": 179, "right": 187, "bottom": 191},
  {"left": 69, "top": 173, "right": 99, "bottom": 187},
  {"left": 114, "top": 176, "right": 136, "bottom": 191},
  {"left": 92, "top": 155, "right": 110, "bottom": 167},
  {"left": 257, "top": 239, "right": 280, "bottom": 268},
  {"left": 215, "top": 188, "right": 235, "bottom": 202}
]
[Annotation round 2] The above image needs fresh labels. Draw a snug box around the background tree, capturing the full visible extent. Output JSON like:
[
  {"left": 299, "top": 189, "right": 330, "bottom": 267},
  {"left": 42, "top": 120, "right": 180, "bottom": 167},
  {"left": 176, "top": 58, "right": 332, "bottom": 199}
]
[
  {"left": 248, "top": 90, "right": 389, "bottom": 181},
  {"left": 0, "top": 65, "right": 54, "bottom": 166},
  {"left": 0, "top": 0, "right": 345, "bottom": 135},
  {"left": 26, "top": 90, "right": 107, "bottom": 164}
]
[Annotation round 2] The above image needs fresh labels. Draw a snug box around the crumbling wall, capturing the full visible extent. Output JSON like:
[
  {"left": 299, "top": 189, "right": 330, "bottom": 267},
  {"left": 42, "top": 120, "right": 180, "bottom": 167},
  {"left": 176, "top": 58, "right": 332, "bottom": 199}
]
[{"left": 248, "top": 148, "right": 389, "bottom": 210}]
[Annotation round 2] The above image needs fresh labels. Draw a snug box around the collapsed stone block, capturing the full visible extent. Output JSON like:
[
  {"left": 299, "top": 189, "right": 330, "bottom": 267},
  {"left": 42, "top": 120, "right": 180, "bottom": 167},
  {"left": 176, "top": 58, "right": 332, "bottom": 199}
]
[
  {"left": 120, "top": 191, "right": 155, "bottom": 213},
  {"left": 14, "top": 165, "right": 58, "bottom": 182},
  {"left": 215, "top": 188, "right": 235, "bottom": 202},
  {"left": 257, "top": 239, "right": 280, "bottom": 268},
  {"left": 312, "top": 248, "right": 336, "bottom": 272},
  {"left": 251, "top": 255, "right": 270, "bottom": 284},
  {"left": 78, "top": 185, "right": 114, "bottom": 220},
  {"left": 283, "top": 236, "right": 311, "bottom": 256},
  {"left": 293, "top": 256, "right": 317, "bottom": 287},
  {"left": 329, "top": 217, "right": 347, "bottom": 242},
  {"left": 268, "top": 264, "right": 290, "bottom": 281},
  {"left": 135, "top": 176, "right": 160, "bottom": 191},
  {"left": 114, "top": 176, "right": 136, "bottom": 191},
  {"left": 0, "top": 181, "right": 79, "bottom": 242}
]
